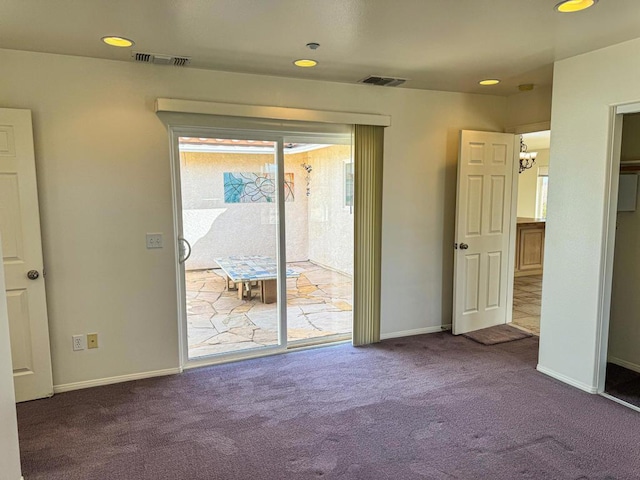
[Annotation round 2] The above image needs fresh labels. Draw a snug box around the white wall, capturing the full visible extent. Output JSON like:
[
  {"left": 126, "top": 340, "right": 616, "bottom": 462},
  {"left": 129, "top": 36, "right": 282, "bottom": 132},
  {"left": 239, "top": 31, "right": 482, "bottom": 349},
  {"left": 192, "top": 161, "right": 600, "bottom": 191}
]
[
  {"left": 540, "top": 37, "right": 640, "bottom": 392},
  {"left": 306, "top": 145, "right": 354, "bottom": 275},
  {"left": 0, "top": 47, "right": 506, "bottom": 386},
  {"left": 0, "top": 241, "right": 22, "bottom": 480},
  {"left": 181, "top": 151, "right": 308, "bottom": 269},
  {"left": 516, "top": 149, "right": 550, "bottom": 218}
]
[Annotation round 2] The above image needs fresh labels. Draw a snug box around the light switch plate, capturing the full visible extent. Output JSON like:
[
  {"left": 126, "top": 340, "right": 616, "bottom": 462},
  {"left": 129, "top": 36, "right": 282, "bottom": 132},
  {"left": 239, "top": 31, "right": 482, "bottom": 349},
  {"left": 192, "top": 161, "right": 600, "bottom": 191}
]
[{"left": 146, "top": 233, "right": 163, "bottom": 249}]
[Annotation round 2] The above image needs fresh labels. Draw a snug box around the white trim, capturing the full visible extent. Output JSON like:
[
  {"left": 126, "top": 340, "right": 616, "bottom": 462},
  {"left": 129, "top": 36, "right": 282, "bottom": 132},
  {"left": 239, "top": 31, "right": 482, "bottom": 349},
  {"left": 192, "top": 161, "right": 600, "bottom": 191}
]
[
  {"left": 595, "top": 108, "right": 625, "bottom": 393},
  {"left": 156, "top": 98, "right": 392, "bottom": 127},
  {"left": 506, "top": 134, "right": 520, "bottom": 326},
  {"left": 608, "top": 356, "right": 640, "bottom": 374},
  {"left": 380, "top": 325, "right": 451, "bottom": 340},
  {"left": 615, "top": 102, "right": 640, "bottom": 115},
  {"left": 536, "top": 364, "right": 598, "bottom": 394},
  {"left": 600, "top": 392, "right": 640, "bottom": 413},
  {"left": 53, "top": 368, "right": 182, "bottom": 394}
]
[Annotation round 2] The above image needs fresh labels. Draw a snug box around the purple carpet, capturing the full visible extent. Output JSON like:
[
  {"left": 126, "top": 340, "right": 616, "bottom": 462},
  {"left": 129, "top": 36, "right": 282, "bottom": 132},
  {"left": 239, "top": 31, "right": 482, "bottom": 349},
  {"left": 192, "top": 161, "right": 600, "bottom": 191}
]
[{"left": 16, "top": 333, "right": 640, "bottom": 479}]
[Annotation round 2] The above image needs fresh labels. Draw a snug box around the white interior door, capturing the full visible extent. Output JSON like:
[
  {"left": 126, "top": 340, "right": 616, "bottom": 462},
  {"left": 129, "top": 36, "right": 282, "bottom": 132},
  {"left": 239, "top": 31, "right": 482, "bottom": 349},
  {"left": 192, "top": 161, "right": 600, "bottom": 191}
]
[
  {"left": 453, "top": 130, "right": 517, "bottom": 335},
  {"left": 0, "top": 108, "right": 53, "bottom": 401}
]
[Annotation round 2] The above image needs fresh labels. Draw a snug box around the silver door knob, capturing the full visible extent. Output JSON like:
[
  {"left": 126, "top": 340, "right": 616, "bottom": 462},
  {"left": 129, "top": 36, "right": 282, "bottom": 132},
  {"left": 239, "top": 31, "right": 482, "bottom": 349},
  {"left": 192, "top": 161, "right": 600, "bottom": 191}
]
[
  {"left": 27, "top": 270, "right": 40, "bottom": 280},
  {"left": 459, "top": 243, "right": 469, "bottom": 250}
]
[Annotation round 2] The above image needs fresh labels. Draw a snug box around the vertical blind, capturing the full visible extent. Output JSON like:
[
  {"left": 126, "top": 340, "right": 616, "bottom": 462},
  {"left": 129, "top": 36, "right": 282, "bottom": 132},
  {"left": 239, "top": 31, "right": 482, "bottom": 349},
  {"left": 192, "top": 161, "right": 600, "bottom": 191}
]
[{"left": 352, "top": 125, "right": 384, "bottom": 346}]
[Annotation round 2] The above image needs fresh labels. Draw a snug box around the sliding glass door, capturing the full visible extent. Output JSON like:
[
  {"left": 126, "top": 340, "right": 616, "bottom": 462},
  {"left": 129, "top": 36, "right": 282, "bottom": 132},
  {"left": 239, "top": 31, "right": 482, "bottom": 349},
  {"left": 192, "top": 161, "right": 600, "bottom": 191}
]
[
  {"left": 171, "top": 127, "right": 353, "bottom": 365},
  {"left": 173, "top": 131, "right": 286, "bottom": 362}
]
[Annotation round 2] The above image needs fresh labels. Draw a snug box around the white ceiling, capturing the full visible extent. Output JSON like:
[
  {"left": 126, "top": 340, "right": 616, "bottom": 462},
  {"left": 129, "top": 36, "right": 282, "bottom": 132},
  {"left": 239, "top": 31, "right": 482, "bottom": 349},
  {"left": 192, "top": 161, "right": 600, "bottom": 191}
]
[{"left": 1, "top": 0, "right": 640, "bottom": 95}]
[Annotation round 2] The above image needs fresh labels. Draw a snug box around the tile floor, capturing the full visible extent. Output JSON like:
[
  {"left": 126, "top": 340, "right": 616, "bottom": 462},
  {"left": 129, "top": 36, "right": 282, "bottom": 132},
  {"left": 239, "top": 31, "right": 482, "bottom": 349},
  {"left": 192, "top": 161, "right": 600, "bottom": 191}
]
[
  {"left": 512, "top": 274, "right": 542, "bottom": 335},
  {"left": 186, "top": 261, "right": 352, "bottom": 359}
]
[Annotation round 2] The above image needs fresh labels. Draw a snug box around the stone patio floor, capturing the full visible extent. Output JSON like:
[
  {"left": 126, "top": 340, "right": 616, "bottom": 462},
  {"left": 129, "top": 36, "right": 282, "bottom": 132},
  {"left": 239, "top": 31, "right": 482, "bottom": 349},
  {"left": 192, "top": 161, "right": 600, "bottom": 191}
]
[{"left": 186, "top": 261, "right": 352, "bottom": 359}]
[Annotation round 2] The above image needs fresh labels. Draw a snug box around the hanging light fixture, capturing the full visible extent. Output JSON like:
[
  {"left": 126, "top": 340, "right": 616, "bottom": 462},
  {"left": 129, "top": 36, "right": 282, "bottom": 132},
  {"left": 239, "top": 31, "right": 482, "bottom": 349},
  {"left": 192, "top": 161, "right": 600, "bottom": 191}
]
[{"left": 519, "top": 136, "right": 538, "bottom": 173}]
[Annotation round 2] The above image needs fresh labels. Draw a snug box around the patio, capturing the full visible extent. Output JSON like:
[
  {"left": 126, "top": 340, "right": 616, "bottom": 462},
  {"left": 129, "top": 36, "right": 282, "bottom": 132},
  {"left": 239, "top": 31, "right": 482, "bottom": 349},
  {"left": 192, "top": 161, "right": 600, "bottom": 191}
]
[{"left": 186, "top": 261, "right": 352, "bottom": 358}]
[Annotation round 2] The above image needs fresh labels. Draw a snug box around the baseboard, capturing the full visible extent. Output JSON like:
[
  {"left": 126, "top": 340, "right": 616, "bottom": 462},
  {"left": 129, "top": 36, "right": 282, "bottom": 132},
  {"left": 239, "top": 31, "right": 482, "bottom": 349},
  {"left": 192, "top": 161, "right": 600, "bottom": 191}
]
[
  {"left": 536, "top": 364, "right": 598, "bottom": 394},
  {"left": 380, "top": 325, "right": 451, "bottom": 340},
  {"left": 607, "top": 356, "right": 640, "bottom": 374},
  {"left": 53, "top": 367, "right": 182, "bottom": 394}
]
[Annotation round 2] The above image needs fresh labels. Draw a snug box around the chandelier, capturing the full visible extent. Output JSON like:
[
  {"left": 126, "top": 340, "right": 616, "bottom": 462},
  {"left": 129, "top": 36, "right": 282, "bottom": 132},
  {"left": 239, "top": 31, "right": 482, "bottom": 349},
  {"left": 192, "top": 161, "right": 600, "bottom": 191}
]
[{"left": 519, "top": 136, "right": 537, "bottom": 173}]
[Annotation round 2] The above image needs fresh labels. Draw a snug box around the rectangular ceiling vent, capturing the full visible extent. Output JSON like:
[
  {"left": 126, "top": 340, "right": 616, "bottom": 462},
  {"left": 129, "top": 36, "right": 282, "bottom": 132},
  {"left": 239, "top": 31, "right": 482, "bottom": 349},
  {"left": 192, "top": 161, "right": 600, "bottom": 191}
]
[
  {"left": 358, "top": 75, "right": 407, "bottom": 87},
  {"left": 132, "top": 52, "right": 191, "bottom": 67}
]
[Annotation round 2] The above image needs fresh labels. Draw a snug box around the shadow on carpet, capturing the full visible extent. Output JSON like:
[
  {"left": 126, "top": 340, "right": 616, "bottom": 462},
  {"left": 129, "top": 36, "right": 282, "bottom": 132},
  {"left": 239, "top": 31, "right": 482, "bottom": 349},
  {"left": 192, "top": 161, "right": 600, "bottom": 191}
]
[
  {"left": 606, "top": 362, "right": 640, "bottom": 409},
  {"left": 462, "top": 324, "right": 532, "bottom": 345}
]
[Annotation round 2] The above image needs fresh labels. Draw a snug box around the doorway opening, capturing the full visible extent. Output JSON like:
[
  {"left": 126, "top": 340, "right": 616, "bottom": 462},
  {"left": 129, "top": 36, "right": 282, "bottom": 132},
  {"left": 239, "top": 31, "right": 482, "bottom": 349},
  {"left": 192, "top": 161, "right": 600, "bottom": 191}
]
[
  {"left": 604, "top": 112, "right": 640, "bottom": 409},
  {"left": 173, "top": 132, "right": 354, "bottom": 363},
  {"left": 511, "top": 130, "right": 551, "bottom": 336}
]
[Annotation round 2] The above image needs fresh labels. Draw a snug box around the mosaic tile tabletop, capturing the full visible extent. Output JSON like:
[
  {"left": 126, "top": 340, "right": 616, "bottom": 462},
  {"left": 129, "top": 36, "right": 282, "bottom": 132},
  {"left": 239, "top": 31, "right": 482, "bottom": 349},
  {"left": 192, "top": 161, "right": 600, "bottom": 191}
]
[{"left": 215, "top": 255, "right": 300, "bottom": 282}]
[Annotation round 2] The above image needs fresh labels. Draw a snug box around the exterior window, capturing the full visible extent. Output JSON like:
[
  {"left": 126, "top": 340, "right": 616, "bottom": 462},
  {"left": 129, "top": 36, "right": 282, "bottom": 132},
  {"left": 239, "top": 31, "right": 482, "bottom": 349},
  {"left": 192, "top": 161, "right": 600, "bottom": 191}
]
[
  {"left": 536, "top": 166, "right": 549, "bottom": 218},
  {"left": 345, "top": 162, "right": 354, "bottom": 208}
]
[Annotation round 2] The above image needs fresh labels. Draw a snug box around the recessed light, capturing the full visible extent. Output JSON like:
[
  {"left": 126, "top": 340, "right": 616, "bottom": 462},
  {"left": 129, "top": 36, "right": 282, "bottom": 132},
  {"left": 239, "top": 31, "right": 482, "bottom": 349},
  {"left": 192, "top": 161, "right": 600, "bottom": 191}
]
[
  {"left": 479, "top": 79, "right": 500, "bottom": 86},
  {"left": 554, "top": 0, "right": 597, "bottom": 13},
  {"left": 294, "top": 59, "right": 318, "bottom": 68},
  {"left": 101, "top": 36, "right": 135, "bottom": 48}
]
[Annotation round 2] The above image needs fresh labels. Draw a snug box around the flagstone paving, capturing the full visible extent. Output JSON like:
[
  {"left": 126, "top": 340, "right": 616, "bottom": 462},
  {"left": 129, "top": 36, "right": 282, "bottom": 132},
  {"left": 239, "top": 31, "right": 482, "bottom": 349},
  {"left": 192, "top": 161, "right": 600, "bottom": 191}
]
[{"left": 187, "top": 262, "right": 352, "bottom": 359}]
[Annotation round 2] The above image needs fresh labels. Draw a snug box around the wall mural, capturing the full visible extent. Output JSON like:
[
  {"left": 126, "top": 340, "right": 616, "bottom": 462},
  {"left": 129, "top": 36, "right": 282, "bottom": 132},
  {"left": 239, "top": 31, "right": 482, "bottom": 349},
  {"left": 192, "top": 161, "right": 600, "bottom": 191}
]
[{"left": 223, "top": 172, "right": 294, "bottom": 203}]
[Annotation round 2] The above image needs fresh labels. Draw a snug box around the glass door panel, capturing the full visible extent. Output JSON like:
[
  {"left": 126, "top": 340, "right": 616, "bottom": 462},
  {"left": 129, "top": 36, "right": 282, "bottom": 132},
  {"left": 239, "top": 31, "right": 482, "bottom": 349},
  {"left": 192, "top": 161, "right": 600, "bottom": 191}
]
[
  {"left": 283, "top": 140, "right": 354, "bottom": 346},
  {"left": 177, "top": 135, "right": 283, "bottom": 360}
]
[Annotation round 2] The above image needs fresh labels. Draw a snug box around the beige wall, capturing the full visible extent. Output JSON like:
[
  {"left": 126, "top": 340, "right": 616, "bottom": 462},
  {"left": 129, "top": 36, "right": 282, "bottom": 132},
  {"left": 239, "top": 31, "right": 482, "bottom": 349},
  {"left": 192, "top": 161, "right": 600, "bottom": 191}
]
[
  {"left": 517, "top": 149, "right": 550, "bottom": 218},
  {"left": 506, "top": 85, "right": 553, "bottom": 130},
  {"left": 0, "top": 241, "right": 22, "bottom": 480},
  {"left": 540, "top": 37, "right": 640, "bottom": 392},
  {"left": 0, "top": 47, "right": 507, "bottom": 387},
  {"left": 180, "top": 151, "right": 308, "bottom": 269},
  {"left": 305, "top": 145, "right": 354, "bottom": 275},
  {"left": 621, "top": 113, "right": 640, "bottom": 162}
]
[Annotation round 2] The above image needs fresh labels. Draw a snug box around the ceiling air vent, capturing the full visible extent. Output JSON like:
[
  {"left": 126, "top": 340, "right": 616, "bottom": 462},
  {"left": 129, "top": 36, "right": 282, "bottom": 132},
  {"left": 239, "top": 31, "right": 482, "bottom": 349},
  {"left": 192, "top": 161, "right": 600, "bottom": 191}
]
[
  {"left": 132, "top": 52, "right": 191, "bottom": 67},
  {"left": 358, "top": 75, "right": 407, "bottom": 87}
]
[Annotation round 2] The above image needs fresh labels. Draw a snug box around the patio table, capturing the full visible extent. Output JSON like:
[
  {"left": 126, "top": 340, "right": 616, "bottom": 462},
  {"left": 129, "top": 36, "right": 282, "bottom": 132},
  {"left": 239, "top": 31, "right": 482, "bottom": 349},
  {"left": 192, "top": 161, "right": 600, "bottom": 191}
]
[{"left": 215, "top": 255, "right": 300, "bottom": 304}]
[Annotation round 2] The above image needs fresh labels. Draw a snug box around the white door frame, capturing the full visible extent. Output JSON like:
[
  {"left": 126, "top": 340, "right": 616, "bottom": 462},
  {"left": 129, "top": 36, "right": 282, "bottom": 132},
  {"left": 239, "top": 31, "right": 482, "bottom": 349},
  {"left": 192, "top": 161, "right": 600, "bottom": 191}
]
[
  {"left": 168, "top": 126, "right": 288, "bottom": 369},
  {"left": 593, "top": 103, "right": 635, "bottom": 393},
  {"left": 504, "top": 124, "right": 552, "bottom": 333}
]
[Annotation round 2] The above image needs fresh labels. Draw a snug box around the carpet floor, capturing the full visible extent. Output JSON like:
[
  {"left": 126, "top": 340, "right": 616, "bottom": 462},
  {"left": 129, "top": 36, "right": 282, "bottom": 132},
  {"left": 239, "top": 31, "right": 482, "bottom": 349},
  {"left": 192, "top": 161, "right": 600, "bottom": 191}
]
[{"left": 17, "top": 333, "right": 640, "bottom": 480}]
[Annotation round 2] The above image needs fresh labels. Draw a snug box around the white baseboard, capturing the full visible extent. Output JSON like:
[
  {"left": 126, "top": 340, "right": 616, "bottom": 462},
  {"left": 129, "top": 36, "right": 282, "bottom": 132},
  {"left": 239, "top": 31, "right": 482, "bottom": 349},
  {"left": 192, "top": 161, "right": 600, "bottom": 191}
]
[
  {"left": 607, "top": 356, "right": 640, "bottom": 374},
  {"left": 536, "top": 364, "right": 598, "bottom": 394},
  {"left": 53, "top": 367, "right": 182, "bottom": 394},
  {"left": 380, "top": 324, "right": 452, "bottom": 340}
]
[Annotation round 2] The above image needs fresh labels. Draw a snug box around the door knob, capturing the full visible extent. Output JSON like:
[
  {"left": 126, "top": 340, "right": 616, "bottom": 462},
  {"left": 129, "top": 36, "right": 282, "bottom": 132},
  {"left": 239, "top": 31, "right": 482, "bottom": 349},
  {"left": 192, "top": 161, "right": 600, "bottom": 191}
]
[
  {"left": 459, "top": 243, "right": 469, "bottom": 250},
  {"left": 27, "top": 270, "right": 40, "bottom": 280}
]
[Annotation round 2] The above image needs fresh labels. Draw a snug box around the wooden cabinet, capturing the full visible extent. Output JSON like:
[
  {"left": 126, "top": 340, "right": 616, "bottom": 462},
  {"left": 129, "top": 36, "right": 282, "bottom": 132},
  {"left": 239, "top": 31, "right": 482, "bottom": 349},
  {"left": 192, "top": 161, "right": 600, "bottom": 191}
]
[{"left": 515, "top": 220, "right": 545, "bottom": 276}]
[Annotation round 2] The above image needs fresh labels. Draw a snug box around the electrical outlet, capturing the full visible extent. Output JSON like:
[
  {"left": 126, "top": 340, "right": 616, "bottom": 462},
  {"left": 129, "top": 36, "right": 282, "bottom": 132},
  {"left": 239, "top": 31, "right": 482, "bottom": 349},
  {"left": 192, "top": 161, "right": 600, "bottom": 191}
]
[
  {"left": 146, "top": 233, "right": 163, "bottom": 249},
  {"left": 72, "top": 335, "right": 86, "bottom": 351},
  {"left": 87, "top": 333, "right": 98, "bottom": 349}
]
